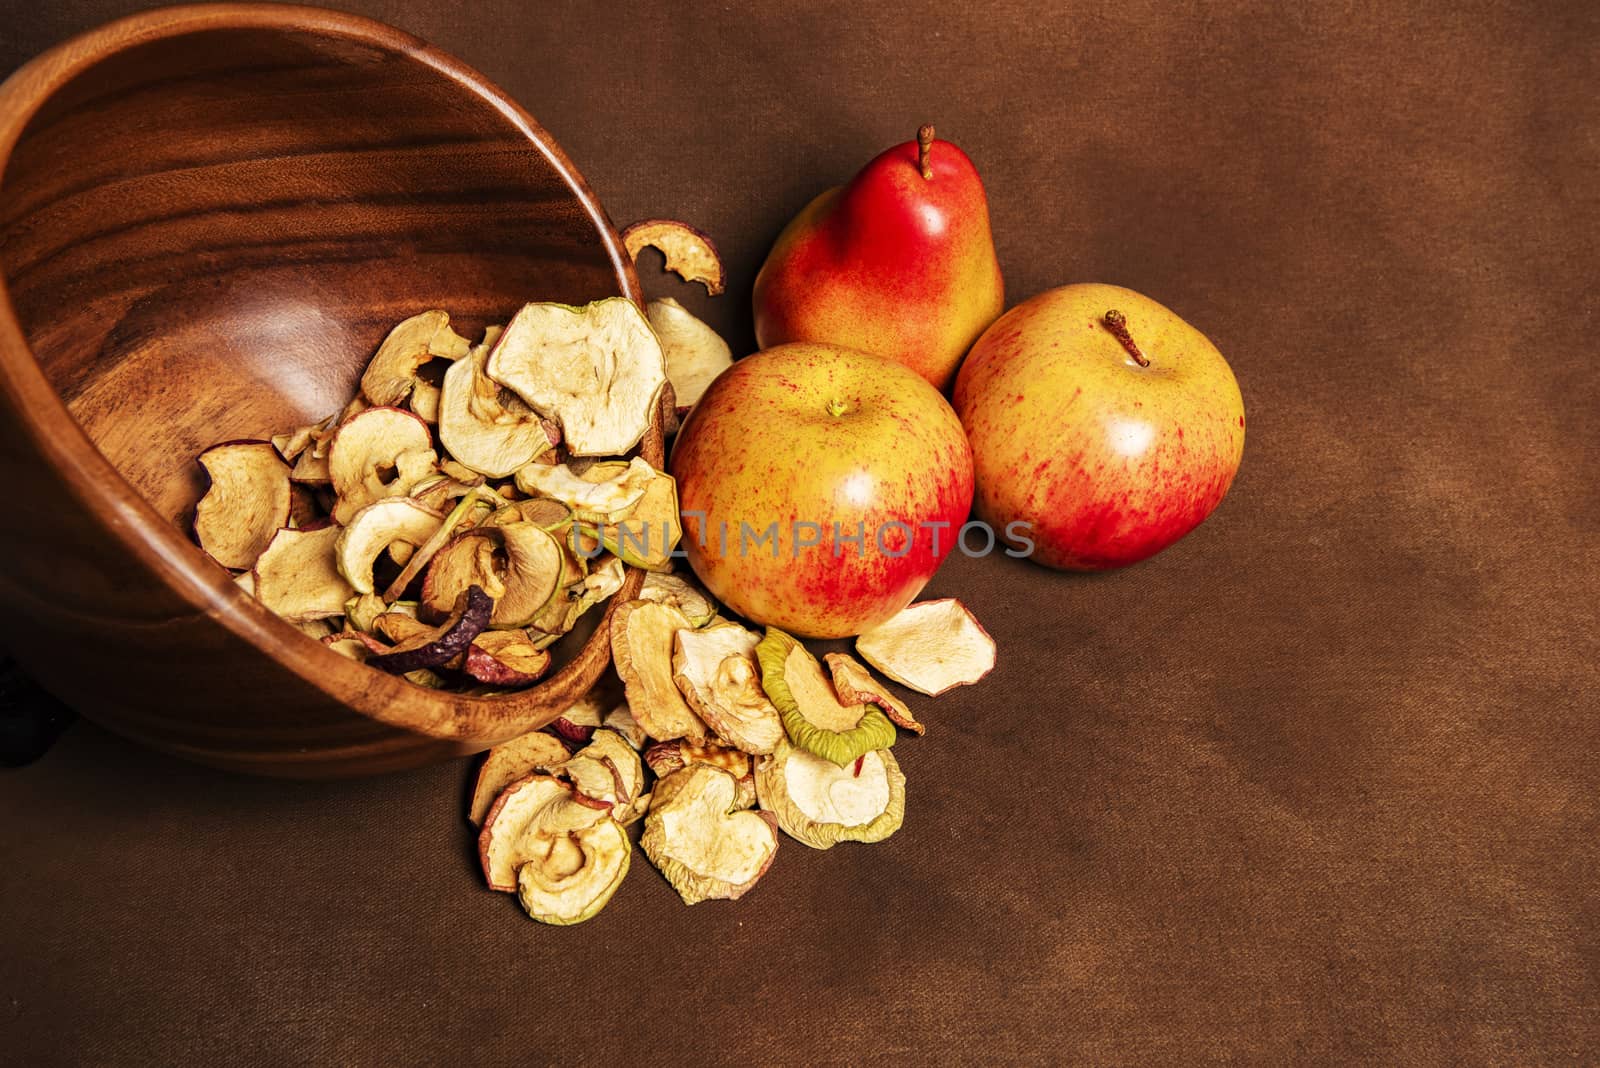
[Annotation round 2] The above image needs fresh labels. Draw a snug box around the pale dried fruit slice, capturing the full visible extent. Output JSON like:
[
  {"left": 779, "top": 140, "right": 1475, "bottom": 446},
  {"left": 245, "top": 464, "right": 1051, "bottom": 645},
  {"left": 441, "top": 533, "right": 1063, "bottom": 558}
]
[
  {"left": 290, "top": 448, "right": 331, "bottom": 484},
  {"left": 464, "top": 630, "right": 551, "bottom": 687},
  {"left": 193, "top": 441, "right": 291, "bottom": 569},
  {"left": 561, "top": 729, "right": 648, "bottom": 825},
  {"left": 854, "top": 599, "right": 996, "bottom": 696},
  {"left": 252, "top": 525, "right": 353, "bottom": 622},
  {"left": 646, "top": 298, "right": 733, "bottom": 412},
  {"left": 825, "top": 652, "right": 925, "bottom": 735},
  {"left": 639, "top": 572, "right": 717, "bottom": 627},
  {"left": 382, "top": 488, "right": 490, "bottom": 603},
  {"left": 645, "top": 741, "right": 756, "bottom": 809},
  {"left": 591, "top": 469, "right": 680, "bottom": 571},
  {"left": 602, "top": 702, "right": 648, "bottom": 750},
  {"left": 334, "top": 497, "right": 444, "bottom": 594},
  {"left": 756, "top": 629, "right": 896, "bottom": 767},
  {"left": 359, "top": 310, "right": 470, "bottom": 408},
  {"left": 755, "top": 740, "right": 906, "bottom": 850},
  {"left": 641, "top": 765, "right": 778, "bottom": 905},
  {"left": 477, "top": 773, "right": 575, "bottom": 891},
  {"left": 421, "top": 524, "right": 563, "bottom": 628},
  {"left": 468, "top": 731, "right": 572, "bottom": 825},
  {"left": 673, "top": 622, "right": 784, "bottom": 755},
  {"left": 518, "top": 813, "right": 630, "bottom": 926},
  {"left": 486, "top": 299, "right": 666, "bottom": 457},
  {"left": 611, "top": 600, "right": 707, "bottom": 743},
  {"left": 322, "top": 634, "right": 369, "bottom": 661},
  {"left": 513, "top": 457, "right": 656, "bottom": 522},
  {"left": 344, "top": 592, "right": 388, "bottom": 633},
  {"left": 622, "top": 220, "right": 726, "bottom": 296},
  {"left": 368, "top": 586, "right": 493, "bottom": 674},
  {"left": 439, "top": 326, "right": 555, "bottom": 478},
  {"left": 327, "top": 407, "right": 438, "bottom": 525}
]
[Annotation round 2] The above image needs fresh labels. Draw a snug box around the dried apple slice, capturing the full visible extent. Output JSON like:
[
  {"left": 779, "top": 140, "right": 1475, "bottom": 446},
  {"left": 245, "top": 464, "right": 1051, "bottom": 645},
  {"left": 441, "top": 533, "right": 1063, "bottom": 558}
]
[
  {"left": 854, "top": 599, "right": 996, "bottom": 696},
  {"left": 673, "top": 622, "right": 784, "bottom": 755},
  {"left": 825, "top": 652, "right": 925, "bottom": 735},
  {"left": 639, "top": 571, "right": 717, "bottom": 627},
  {"left": 463, "top": 630, "right": 550, "bottom": 687},
  {"left": 641, "top": 765, "right": 778, "bottom": 905},
  {"left": 485, "top": 298, "right": 666, "bottom": 457},
  {"left": 290, "top": 448, "right": 331, "bottom": 485},
  {"left": 468, "top": 731, "right": 573, "bottom": 825},
  {"left": 645, "top": 740, "right": 756, "bottom": 809},
  {"left": 590, "top": 469, "right": 681, "bottom": 571},
  {"left": 327, "top": 407, "right": 438, "bottom": 525},
  {"left": 420, "top": 524, "right": 562, "bottom": 628},
  {"left": 359, "top": 310, "right": 470, "bottom": 409},
  {"left": 755, "top": 740, "right": 906, "bottom": 850},
  {"left": 550, "top": 691, "right": 609, "bottom": 744},
  {"left": 382, "top": 488, "right": 491, "bottom": 603},
  {"left": 602, "top": 702, "right": 648, "bottom": 750},
  {"left": 611, "top": 600, "right": 707, "bottom": 744},
  {"left": 513, "top": 457, "right": 655, "bottom": 521},
  {"left": 368, "top": 586, "right": 492, "bottom": 674},
  {"left": 622, "top": 220, "right": 726, "bottom": 296},
  {"left": 646, "top": 298, "right": 733, "bottom": 412},
  {"left": 439, "top": 325, "right": 556, "bottom": 478},
  {"left": 334, "top": 497, "right": 444, "bottom": 594},
  {"left": 193, "top": 441, "right": 291, "bottom": 569},
  {"left": 252, "top": 525, "right": 353, "bottom": 622},
  {"left": 560, "top": 729, "right": 648, "bottom": 825},
  {"left": 478, "top": 773, "right": 576, "bottom": 891},
  {"left": 756, "top": 629, "right": 896, "bottom": 767},
  {"left": 517, "top": 812, "right": 630, "bottom": 926}
]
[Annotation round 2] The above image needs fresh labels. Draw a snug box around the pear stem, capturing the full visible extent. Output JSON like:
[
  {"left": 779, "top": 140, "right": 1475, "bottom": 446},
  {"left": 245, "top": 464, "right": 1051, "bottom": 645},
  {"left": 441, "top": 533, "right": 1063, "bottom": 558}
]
[
  {"left": 1102, "top": 310, "right": 1150, "bottom": 367},
  {"left": 917, "top": 124, "right": 935, "bottom": 179}
]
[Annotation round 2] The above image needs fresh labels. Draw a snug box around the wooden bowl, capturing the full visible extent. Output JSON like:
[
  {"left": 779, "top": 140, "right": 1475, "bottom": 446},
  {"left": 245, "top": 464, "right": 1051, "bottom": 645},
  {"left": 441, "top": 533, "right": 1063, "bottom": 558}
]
[{"left": 0, "top": 5, "right": 653, "bottom": 777}]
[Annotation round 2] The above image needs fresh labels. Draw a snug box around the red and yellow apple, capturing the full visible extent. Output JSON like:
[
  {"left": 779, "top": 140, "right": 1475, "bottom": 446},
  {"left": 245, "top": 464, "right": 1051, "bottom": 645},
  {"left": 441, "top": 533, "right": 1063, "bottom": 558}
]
[
  {"left": 670, "top": 343, "right": 974, "bottom": 638},
  {"left": 953, "top": 283, "right": 1244, "bottom": 570}
]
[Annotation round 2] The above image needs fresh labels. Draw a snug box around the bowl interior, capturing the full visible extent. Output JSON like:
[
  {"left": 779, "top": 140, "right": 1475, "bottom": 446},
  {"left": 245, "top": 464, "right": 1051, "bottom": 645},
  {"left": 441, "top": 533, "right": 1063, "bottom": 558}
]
[{"left": 0, "top": 22, "right": 628, "bottom": 536}]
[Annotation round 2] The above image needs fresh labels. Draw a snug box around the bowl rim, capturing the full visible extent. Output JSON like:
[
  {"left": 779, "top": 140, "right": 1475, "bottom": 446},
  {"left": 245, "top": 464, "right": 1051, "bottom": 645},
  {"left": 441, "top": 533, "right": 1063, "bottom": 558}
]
[{"left": 0, "top": 2, "right": 653, "bottom": 755}]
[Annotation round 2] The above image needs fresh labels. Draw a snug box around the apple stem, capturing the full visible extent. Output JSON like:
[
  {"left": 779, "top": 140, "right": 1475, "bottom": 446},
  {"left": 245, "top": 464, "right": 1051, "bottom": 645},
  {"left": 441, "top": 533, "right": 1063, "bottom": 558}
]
[
  {"left": 918, "top": 124, "right": 935, "bottom": 180},
  {"left": 1102, "top": 310, "right": 1150, "bottom": 367},
  {"left": 826, "top": 398, "right": 850, "bottom": 418}
]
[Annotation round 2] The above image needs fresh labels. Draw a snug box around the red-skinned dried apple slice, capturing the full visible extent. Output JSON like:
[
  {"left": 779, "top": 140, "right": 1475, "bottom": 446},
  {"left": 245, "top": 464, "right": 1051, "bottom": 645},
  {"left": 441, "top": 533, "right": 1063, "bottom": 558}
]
[
  {"left": 549, "top": 691, "right": 609, "bottom": 744},
  {"left": 825, "top": 652, "right": 925, "bottom": 735},
  {"left": 463, "top": 630, "right": 550, "bottom": 687},
  {"left": 468, "top": 732, "right": 572, "bottom": 826},
  {"left": 327, "top": 407, "right": 438, "bottom": 525},
  {"left": 854, "top": 599, "right": 996, "bottom": 696},
  {"left": 478, "top": 773, "right": 575, "bottom": 891},
  {"left": 641, "top": 765, "right": 778, "bottom": 905},
  {"left": 420, "top": 524, "right": 562, "bottom": 628},
  {"left": 621, "top": 220, "right": 726, "bottom": 296},
  {"left": 368, "top": 586, "right": 493, "bottom": 674},
  {"left": 193, "top": 441, "right": 291, "bottom": 569},
  {"left": 611, "top": 600, "right": 707, "bottom": 743},
  {"left": 485, "top": 299, "right": 666, "bottom": 457}
]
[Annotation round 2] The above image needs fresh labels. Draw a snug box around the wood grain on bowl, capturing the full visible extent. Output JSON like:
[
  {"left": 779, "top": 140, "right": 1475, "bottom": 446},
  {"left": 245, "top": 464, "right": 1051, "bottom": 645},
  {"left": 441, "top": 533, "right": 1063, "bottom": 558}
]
[{"left": 0, "top": 4, "right": 652, "bottom": 777}]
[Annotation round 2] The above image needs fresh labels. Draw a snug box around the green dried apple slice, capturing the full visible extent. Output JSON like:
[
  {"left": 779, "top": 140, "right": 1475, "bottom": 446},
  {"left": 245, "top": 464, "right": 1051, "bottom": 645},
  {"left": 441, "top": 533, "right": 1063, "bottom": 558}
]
[
  {"left": 673, "top": 622, "right": 784, "bottom": 755},
  {"left": 755, "top": 629, "right": 896, "bottom": 767},
  {"left": 486, "top": 298, "right": 667, "bottom": 457},
  {"left": 641, "top": 765, "right": 779, "bottom": 905},
  {"left": 754, "top": 739, "right": 905, "bottom": 850}
]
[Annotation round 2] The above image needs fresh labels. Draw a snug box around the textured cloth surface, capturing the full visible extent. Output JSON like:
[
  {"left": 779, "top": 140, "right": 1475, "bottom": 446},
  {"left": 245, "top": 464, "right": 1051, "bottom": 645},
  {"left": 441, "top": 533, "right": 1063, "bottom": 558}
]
[{"left": 1, "top": 1, "right": 1597, "bottom": 1064}]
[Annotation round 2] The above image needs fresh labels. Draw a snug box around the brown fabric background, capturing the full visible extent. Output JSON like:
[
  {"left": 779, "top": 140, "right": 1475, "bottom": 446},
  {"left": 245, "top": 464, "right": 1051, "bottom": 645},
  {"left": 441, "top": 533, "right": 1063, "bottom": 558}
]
[{"left": 2, "top": 1, "right": 1597, "bottom": 1063}]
